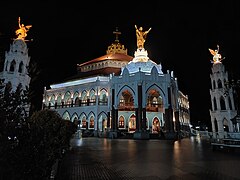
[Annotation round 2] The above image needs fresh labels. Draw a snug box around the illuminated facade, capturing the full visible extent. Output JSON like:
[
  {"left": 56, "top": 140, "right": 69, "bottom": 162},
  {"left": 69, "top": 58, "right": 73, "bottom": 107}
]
[
  {"left": 209, "top": 46, "right": 239, "bottom": 138},
  {"left": 42, "top": 27, "right": 191, "bottom": 139}
]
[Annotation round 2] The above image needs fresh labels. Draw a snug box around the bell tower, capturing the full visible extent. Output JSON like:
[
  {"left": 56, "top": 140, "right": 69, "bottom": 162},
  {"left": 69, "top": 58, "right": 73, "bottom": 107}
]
[
  {"left": 209, "top": 45, "right": 238, "bottom": 138},
  {"left": 0, "top": 17, "right": 32, "bottom": 91}
]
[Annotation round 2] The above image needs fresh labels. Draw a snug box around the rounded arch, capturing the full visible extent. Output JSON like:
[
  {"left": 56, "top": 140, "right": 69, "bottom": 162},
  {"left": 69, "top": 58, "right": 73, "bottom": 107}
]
[{"left": 62, "top": 111, "right": 71, "bottom": 120}]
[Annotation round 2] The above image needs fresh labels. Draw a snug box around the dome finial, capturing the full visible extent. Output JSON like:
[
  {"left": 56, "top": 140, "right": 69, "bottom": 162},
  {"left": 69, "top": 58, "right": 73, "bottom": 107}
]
[{"left": 113, "top": 27, "right": 121, "bottom": 42}]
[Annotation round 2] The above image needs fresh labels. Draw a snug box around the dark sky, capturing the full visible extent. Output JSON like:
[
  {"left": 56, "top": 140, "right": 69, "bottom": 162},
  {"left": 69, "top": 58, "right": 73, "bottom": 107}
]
[{"left": 0, "top": 1, "right": 240, "bottom": 127}]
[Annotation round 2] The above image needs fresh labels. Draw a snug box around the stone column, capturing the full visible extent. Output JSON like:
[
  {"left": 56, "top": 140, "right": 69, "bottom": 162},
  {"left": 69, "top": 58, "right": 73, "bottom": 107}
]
[
  {"left": 138, "top": 84, "right": 143, "bottom": 131},
  {"left": 142, "top": 108, "right": 147, "bottom": 130}
]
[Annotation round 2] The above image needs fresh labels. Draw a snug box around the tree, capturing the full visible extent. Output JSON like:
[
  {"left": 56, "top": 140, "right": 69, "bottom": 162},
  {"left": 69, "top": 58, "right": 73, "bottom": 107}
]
[
  {"left": 23, "top": 109, "right": 77, "bottom": 179},
  {"left": 0, "top": 81, "right": 77, "bottom": 179},
  {"left": 0, "top": 81, "right": 30, "bottom": 180}
]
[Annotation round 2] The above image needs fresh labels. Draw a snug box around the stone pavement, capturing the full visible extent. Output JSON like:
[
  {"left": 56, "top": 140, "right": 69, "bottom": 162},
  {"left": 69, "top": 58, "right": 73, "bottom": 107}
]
[{"left": 55, "top": 137, "right": 240, "bottom": 180}]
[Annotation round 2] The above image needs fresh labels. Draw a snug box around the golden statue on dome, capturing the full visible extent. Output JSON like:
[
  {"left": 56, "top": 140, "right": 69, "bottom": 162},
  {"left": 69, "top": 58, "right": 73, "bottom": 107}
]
[
  {"left": 135, "top": 25, "right": 151, "bottom": 49},
  {"left": 209, "top": 45, "right": 225, "bottom": 63},
  {"left": 15, "top": 17, "right": 32, "bottom": 40}
]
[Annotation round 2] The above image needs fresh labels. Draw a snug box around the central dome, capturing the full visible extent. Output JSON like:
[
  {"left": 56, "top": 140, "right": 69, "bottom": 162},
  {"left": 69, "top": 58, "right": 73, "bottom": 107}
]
[
  {"left": 121, "top": 60, "right": 163, "bottom": 74},
  {"left": 121, "top": 48, "right": 163, "bottom": 74}
]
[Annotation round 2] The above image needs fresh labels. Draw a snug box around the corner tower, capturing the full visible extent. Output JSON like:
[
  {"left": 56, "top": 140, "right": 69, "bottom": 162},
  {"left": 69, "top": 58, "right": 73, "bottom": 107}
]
[
  {"left": 0, "top": 17, "right": 32, "bottom": 91},
  {"left": 209, "top": 45, "right": 238, "bottom": 139}
]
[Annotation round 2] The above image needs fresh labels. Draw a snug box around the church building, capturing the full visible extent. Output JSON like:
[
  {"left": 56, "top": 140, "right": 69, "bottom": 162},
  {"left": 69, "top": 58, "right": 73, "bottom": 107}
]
[{"left": 42, "top": 26, "right": 191, "bottom": 139}]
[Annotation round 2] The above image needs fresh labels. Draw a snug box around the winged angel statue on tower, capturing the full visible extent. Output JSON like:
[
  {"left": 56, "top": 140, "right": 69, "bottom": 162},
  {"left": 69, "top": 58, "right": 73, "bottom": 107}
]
[
  {"left": 209, "top": 45, "right": 225, "bottom": 63},
  {"left": 15, "top": 17, "right": 32, "bottom": 40}
]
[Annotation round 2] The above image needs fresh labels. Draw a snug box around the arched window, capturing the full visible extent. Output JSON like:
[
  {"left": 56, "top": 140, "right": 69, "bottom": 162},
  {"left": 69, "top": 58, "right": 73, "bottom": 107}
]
[
  {"left": 89, "top": 116, "right": 94, "bottom": 128},
  {"left": 64, "top": 92, "right": 71, "bottom": 106},
  {"left": 62, "top": 111, "right": 70, "bottom": 120},
  {"left": 119, "top": 90, "right": 134, "bottom": 111},
  {"left": 18, "top": 61, "right": 24, "bottom": 73},
  {"left": 119, "top": 116, "right": 124, "bottom": 128},
  {"left": 217, "top": 79, "right": 222, "bottom": 89},
  {"left": 147, "top": 89, "right": 163, "bottom": 112},
  {"left": 81, "top": 91, "right": 87, "bottom": 106},
  {"left": 73, "top": 92, "right": 79, "bottom": 106},
  {"left": 128, "top": 114, "right": 136, "bottom": 132},
  {"left": 81, "top": 116, "right": 87, "bottom": 129},
  {"left": 10, "top": 60, "right": 16, "bottom": 72},
  {"left": 220, "top": 96, "right": 226, "bottom": 110},
  {"left": 89, "top": 90, "right": 96, "bottom": 105},
  {"left": 99, "top": 89, "right": 107, "bottom": 105}
]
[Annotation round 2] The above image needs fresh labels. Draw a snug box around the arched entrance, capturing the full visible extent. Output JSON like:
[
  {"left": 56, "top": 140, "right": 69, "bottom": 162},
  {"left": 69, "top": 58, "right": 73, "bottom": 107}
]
[
  {"left": 129, "top": 114, "right": 136, "bottom": 133},
  {"left": 152, "top": 117, "right": 160, "bottom": 133},
  {"left": 223, "top": 118, "right": 229, "bottom": 132}
]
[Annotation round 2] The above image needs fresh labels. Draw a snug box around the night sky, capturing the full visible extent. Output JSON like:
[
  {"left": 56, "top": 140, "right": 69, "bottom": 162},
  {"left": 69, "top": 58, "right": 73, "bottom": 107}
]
[{"left": 0, "top": 1, "right": 240, "bottom": 127}]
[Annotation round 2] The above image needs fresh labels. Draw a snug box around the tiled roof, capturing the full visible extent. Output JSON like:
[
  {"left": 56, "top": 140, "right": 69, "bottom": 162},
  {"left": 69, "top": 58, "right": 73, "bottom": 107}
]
[{"left": 77, "top": 53, "right": 133, "bottom": 67}]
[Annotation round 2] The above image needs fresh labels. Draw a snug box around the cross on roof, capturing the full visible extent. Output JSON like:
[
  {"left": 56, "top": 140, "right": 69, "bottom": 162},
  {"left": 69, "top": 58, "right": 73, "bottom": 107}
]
[{"left": 113, "top": 27, "right": 121, "bottom": 42}]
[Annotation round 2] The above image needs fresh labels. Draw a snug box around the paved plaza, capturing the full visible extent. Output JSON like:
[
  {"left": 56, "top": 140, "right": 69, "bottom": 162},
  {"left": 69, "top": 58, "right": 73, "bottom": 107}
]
[{"left": 55, "top": 136, "right": 240, "bottom": 180}]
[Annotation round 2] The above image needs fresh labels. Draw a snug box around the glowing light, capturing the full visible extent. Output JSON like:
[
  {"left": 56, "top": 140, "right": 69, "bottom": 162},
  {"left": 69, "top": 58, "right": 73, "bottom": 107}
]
[{"left": 50, "top": 76, "right": 109, "bottom": 89}]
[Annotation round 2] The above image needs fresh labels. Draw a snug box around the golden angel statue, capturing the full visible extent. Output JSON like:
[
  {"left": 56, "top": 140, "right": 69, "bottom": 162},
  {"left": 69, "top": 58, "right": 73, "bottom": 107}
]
[
  {"left": 209, "top": 45, "right": 224, "bottom": 63},
  {"left": 15, "top": 17, "right": 32, "bottom": 40},
  {"left": 135, "top": 25, "right": 151, "bottom": 49}
]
